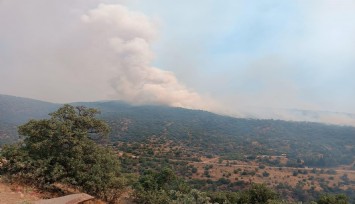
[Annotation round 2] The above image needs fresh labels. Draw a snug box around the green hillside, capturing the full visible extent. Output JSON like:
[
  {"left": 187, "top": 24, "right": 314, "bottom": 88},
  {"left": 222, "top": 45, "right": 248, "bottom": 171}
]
[
  {"left": 1, "top": 95, "right": 355, "bottom": 167},
  {"left": 79, "top": 101, "right": 355, "bottom": 168}
]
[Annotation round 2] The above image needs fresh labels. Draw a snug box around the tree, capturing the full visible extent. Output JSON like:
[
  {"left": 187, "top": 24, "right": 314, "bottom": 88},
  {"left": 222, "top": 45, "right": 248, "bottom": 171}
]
[
  {"left": 0, "top": 105, "right": 126, "bottom": 202},
  {"left": 133, "top": 168, "right": 212, "bottom": 204},
  {"left": 240, "top": 184, "right": 279, "bottom": 204}
]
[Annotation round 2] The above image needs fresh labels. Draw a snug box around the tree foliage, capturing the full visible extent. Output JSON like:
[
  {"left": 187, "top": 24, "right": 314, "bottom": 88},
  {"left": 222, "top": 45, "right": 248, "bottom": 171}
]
[
  {"left": 316, "top": 194, "right": 348, "bottom": 204},
  {"left": 133, "top": 168, "right": 212, "bottom": 204},
  {"left": 133, "top": 168, "right": 283, "bottom": 204},
  {"left": 0, "top": 105, "right": 125, "bottom": 202}
]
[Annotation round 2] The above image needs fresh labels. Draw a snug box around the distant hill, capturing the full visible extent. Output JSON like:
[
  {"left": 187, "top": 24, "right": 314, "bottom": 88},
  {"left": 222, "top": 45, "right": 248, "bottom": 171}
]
[
  {"left": 1, "top": 94, "right": 355, "bottom": 167},
  {"left": 0, "top": 94, "right": 59, "bottom": 144},
  {"left": 237, "top": 107, "right": 355, "bottom": 127},
  {"left": 0, "top": 94, "right": 59, "bottom": 124}
]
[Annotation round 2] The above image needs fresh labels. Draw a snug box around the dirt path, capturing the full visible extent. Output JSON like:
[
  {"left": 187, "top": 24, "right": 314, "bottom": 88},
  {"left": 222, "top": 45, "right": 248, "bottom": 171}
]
[
  {"left": 0, "top": 181, "right": 41, "bottom": 204},
  {"left": 0, "top": 180, "right": 136, "bottom": 204}
]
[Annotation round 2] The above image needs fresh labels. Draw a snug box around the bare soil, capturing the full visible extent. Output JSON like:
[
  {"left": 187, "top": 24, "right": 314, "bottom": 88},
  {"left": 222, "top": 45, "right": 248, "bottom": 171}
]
[{"left": 0, "top": 179, "right": 42, "bottom": 204}]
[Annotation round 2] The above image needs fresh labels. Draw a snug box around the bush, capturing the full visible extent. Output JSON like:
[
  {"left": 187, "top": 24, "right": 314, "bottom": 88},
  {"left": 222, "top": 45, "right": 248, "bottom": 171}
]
[
  {"left": 244, "top": 184, "right": 279, "bottom": 204},
  {"left": 317, "top": 194, "right": 348, "bottom": 204},
  {"left": 263, "top": 171, "right": 270, "bottom": 177}
]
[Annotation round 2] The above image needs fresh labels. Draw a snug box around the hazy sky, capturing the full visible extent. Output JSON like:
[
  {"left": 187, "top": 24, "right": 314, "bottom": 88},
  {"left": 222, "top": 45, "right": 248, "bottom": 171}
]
[{"left": 1, "top": 0, "right": 355, "bottom": 118}]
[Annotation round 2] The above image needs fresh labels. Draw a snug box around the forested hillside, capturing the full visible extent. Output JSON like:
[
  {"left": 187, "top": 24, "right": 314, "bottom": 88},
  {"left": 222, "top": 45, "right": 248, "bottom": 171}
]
[
  {"left": 1, "top": 95, "right": 355, "bottom": 167},
  {"left": 78, "top": 101, "right": 355, "bottom": 168}
]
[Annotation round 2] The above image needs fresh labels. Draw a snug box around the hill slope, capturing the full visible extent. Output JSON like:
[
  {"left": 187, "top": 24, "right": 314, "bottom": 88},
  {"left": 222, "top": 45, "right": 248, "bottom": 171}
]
[
  {"left": 0, "top": 94, "right": 59, "bottom": 144},
  {"left": 1, "top": 94, "right": 355, "bottom": 167}
]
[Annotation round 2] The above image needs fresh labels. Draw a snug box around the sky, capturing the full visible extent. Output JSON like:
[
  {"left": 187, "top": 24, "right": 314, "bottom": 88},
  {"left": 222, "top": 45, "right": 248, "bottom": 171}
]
[{"left": 0, "top": 0, "right": 355, "bottom": 124}]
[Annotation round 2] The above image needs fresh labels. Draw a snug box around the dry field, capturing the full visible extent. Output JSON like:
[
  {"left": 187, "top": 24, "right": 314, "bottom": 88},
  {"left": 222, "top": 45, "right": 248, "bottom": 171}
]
[{"left": 189, "top": 158, "right": 355, "bottom": 191}]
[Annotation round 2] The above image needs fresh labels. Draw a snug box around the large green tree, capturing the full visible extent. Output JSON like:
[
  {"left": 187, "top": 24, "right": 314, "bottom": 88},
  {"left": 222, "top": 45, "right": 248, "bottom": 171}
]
[{"left": 0, "top": 105, "right": 126, "bottom": 202}]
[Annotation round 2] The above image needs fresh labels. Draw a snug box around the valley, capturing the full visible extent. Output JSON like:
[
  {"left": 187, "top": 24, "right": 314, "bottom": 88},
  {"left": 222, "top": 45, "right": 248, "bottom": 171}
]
[{"left": 114, "top": 137, "right": 355, "bottom": 202}]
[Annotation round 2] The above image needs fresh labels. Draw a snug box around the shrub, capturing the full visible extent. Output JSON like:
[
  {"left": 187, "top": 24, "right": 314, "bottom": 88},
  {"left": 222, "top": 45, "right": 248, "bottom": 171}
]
[{"left": 263, "top": 171, "right": 270, "bottom": 177}]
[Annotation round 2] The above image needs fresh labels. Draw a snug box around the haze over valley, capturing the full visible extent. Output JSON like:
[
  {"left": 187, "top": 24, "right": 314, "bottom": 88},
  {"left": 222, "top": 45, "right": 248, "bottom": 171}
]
[
  {"left": 1, "top": 0, "right": 355, "bottom": 126},
  {"left": 1, "top": 1, "right": 355, "bottom": 203}
]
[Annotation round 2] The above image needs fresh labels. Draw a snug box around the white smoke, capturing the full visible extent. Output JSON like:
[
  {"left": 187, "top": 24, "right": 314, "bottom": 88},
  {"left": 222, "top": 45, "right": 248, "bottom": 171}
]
[
  {"left": 0, "top": 2, "right": 214, "bottom": 110},
  {"left": 1, "top": 1, "right": 354, "bottom": 126},
  {"left": 80, "top": 4, "right": 213, "bottom": 109}
]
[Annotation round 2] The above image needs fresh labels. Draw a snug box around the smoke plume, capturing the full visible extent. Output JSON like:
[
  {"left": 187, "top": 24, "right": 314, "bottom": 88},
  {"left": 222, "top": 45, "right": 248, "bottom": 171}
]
[
  {"left": 1, "top": 1, "right": 354, "bottom": 126},
  {"left": 80, "top": 4, "right": 212, "bottom": 109},
  {"left": 0, "top": 2, "right": 214, "bottom": 110}
]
